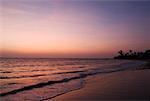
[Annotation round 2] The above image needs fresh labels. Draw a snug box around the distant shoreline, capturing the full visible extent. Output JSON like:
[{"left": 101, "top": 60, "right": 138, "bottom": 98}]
[{"left": 114, "top": 50, "right": 150, "bottom": 60}]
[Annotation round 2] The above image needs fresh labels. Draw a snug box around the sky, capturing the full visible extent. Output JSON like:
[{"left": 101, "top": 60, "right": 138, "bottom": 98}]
[{"left": 0, "top": 0, "right": 150, "bottom": 58}]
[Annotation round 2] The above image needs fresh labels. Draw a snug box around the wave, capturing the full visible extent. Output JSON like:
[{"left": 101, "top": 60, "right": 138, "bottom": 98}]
[
  {"left": 0, "top": 70, "right": 85, "bottom": 79},
  {"left": 0, "top": 61, "right": 145, "bottom": 98}
]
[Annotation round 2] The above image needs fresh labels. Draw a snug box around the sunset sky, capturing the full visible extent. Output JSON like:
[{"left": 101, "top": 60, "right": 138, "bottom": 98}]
[{"left": 0, "top": 0, "right": 150, "bottom": 58}]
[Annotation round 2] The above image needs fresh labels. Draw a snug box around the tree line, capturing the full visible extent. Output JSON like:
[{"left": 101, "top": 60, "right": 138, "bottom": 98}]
[{"left": 114, "top": 50, "right": 150, "bottom": 59}]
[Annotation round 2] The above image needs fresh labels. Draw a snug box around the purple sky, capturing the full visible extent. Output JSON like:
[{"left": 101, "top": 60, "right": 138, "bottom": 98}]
[{"left": 0, "top": 0, "right": 150, "bottom": 58}]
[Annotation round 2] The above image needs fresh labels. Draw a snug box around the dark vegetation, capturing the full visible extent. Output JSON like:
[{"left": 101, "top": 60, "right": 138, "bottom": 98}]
[{"left": 114, "top": 50, "right": 150, "bottom": 60}]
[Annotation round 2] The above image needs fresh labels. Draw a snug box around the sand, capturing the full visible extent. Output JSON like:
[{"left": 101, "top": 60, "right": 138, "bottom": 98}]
[{"left": 52, "top": 69, "right": 150, "bottom": 101}]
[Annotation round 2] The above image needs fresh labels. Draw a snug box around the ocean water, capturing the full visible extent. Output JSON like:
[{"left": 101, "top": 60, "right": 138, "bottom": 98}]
[{"left": 0, "top": 58, "right": 144, "bottom": 101}]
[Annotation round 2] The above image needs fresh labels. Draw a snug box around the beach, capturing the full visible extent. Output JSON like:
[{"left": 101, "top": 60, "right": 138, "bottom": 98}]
[
  {"left": 53, "top": 67, "right": 150, "bottom": 100},
  {"left": 0, "top": 59, "right": 149, "bottom": 101},
  {"left": 1, "top": 0, "right": 150, "bottom": 101}
]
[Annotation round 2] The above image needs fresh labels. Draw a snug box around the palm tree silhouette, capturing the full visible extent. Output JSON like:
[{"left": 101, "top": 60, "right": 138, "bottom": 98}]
[
  {"left": 118, "top": 50, "right": 124, "bottom": 57},
  {"left": 114, "top": 50, "right": 150, "bottom": 59}
]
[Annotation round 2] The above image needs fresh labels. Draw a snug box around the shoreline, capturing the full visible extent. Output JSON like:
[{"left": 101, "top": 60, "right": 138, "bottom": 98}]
[
  {"left": 52, "top": 65, "right": 150, "bottom": 101},
  {"left": 1, "top": 60, "right": 149, "bottom": 101}
]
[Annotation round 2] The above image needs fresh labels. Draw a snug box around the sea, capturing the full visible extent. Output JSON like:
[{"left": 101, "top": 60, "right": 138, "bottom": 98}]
[{"left": 0, "top": 58, "right": 144, "bottom": 101}]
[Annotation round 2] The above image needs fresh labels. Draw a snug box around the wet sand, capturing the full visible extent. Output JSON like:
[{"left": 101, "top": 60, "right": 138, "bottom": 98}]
[{"left": 53, "top": 69, "right": 150, "bottom": 100}]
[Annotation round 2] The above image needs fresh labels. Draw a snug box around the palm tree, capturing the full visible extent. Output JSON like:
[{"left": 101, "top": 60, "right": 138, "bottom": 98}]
[
  {"left": 114, "top": 49, "right": 150, "bottom": 59},
  {"left": 129, "top": 50, "right": 133, "bottom": 55},
  {"left": 118, "top": 50, "right": 124, "bottom": 57}
]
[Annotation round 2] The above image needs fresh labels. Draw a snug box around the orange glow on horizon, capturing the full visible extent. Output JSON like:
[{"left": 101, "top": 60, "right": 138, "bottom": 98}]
[{"left": 0, "top": 1, "right": 149, "bottom": 58}]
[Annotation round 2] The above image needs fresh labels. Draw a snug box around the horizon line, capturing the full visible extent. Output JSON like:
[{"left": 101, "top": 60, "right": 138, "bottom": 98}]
[{"left": 0, "top": 57, "right": 112, "bottom": 59}]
